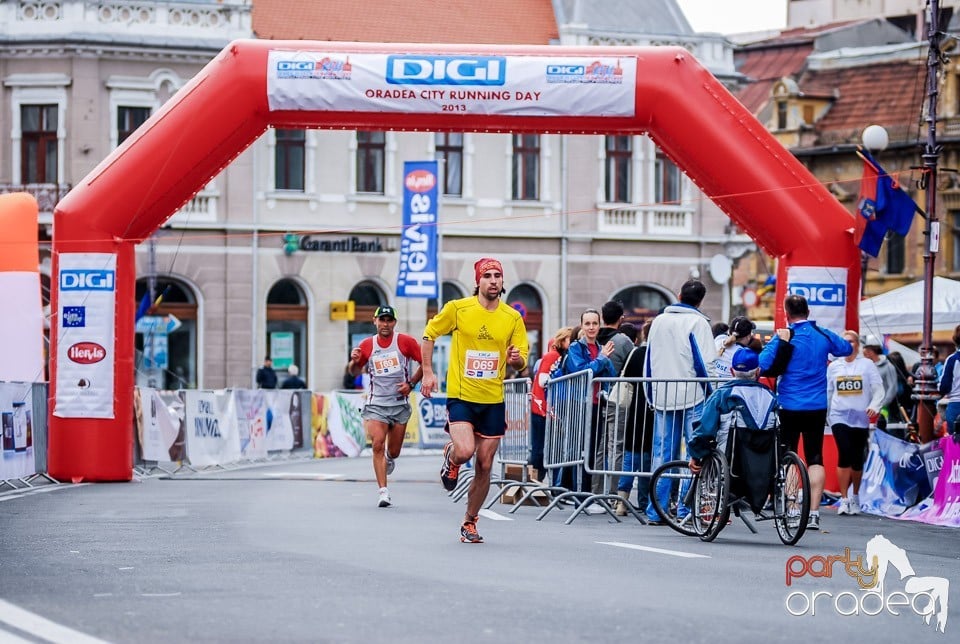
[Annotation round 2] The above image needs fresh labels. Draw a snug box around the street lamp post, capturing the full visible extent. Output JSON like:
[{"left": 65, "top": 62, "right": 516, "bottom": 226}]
[{"left": 914, "top": 1, "right": 944, "bottom": 442}]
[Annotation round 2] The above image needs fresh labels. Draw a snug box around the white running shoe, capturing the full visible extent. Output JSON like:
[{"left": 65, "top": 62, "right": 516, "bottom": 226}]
[
  {"left": 837, "top": 498, "right": 850, "bottom": 515},
  {"left": 849, "top": 495, "right": 860, "bottom": 515},
  {"left": 378, "top": 488, "right": 391, "bottom": 508},
  {"left": 808, "top": 512, "right": 821, "bottom": 531},
  {"left": 385, "top": 453, "right": 396, "bottom": 475}
]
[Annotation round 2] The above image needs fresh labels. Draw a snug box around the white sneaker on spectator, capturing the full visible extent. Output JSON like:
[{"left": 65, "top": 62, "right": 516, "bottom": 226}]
[
  {"left": 849, "top": 495, "right": 860, "bottom": 515},
  {"left": 837, "top": 498, "right": 850, "bottom": 515},
  {"left": 808, "top": 512, "right": 821, "bottom": 531},
  {"left": 378, "top": 487, "right": 391, "bottom": 508}
]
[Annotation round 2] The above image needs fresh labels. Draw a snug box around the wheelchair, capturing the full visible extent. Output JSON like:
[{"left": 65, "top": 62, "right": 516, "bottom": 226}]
[{"left": 649, "top": 418, "right": 811, "bottom": 545}]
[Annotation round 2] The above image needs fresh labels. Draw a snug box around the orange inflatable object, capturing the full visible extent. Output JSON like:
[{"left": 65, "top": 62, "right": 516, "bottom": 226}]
[
  {"left": 50, "top": 41, "right": 860, "bottom": 481},
  {"left": 0, "top": 193, "right": 44, "bottom": 384}
]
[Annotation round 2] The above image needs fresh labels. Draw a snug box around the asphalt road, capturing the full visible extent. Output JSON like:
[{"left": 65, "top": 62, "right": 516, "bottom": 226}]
[{"left": 0, "top": 453, "right": 957, "bottom": 643}]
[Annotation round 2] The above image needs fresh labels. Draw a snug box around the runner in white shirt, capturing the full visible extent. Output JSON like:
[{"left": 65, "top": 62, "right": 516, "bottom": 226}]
[{"left": 826, "top": 331, "right": 885, "bottom": 516}]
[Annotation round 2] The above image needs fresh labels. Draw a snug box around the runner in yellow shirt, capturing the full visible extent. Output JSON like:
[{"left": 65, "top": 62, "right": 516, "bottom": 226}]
[{"left": 420, "top": 257, "right": 528, "bottom": 543}]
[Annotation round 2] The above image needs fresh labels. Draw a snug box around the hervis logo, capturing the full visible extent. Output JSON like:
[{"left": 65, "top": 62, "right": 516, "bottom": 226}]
[
  {"left": 405, "top": 170, "right": 436, "bottom": 193},
  {"left": 67, "top": 342, "right": 106, "bottom": 364}
]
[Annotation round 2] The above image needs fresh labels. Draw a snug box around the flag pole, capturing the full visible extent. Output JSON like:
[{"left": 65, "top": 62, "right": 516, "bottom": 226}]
[{"left": 914, "top": 0, "right": 944, "bottom": 441}]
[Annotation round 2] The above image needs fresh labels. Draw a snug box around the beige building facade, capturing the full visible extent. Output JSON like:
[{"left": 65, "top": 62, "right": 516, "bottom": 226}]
[{"left": 1, "top": 0, "right": 754, "bottom": 391}]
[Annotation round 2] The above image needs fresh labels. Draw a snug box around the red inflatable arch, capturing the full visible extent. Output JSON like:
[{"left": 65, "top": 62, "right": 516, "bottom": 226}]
[{"left": 50, "top": 40, "right": 860, "bottom": 481}]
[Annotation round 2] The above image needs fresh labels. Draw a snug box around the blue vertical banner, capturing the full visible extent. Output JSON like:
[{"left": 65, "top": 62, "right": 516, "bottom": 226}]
[{"left": 397, "top": 161, "right": 439, "bottom": 298}]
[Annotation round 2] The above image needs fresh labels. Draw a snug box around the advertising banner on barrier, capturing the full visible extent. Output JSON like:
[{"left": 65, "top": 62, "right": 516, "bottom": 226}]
[
  {"left": 0, "top": 381, "right": 36, "bottom": 480},
  {"left": 184, "top": 390, "right": 240, "bottom": 466},
  {"left": 415, "top": 392, "right": 448, "bottom": 449},
  {"left": 134, "top": 388, "right": 186, "bottom": 462},
  {"left": 228, "top": 389, "right": 267, "bottom": 460},
  {"left": 325, "top": 391, "right": 365, "bottom": 457},
  {"left": 267, "top": 52, "right": 638, "bottom": 117},
  {"left": 786, "top": 265, "right": 847, "bottom": 334},
  {"left": 899, "top": 436, "right": 960, "bottom": 527},
  {"left": 264, "top": 390, "right": 295, "bottom": 452},
  {"left": 54, "top": 252, "right": 117, "bottom": 418},
  {"left": 860, "top": 430, "right": 932, "bottom": 516}
]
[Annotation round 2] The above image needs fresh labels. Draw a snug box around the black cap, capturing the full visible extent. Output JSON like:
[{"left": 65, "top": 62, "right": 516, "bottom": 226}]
[
  {"left": 730, "top": 316, "right": 756, "bottom": 340},
  {"left": 374, "top": 306, "right": 397, "bottom": 320}
]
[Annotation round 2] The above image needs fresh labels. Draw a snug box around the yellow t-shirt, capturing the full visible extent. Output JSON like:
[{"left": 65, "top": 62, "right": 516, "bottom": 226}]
[{"left": 423, "top": 296, "right": 529, "bottom": 403}]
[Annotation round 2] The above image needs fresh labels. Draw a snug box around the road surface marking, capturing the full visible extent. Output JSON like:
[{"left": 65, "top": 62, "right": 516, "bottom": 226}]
[
  {"left": 261, "top": 473, "right": 344, "bottom": 480},
  {"left": 0, "top": 598, "right": 111, "bottom": 644},
  {"left": 597, "top": 541, "right": 711, "bottom": 559},
  {"left": 478, "top": 509, "right": 512, "bottom": 521}
]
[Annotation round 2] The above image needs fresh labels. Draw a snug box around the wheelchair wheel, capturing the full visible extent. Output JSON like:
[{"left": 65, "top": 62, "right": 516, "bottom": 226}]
[
  {"left": 649, "top": 460, "right": 699, "bottom": 537},
  {"left": 694, "top": 450, "right": 730, "bottom": 542},
  {"left": 774, "top": 451, "right": 810, "bottom": 545}
]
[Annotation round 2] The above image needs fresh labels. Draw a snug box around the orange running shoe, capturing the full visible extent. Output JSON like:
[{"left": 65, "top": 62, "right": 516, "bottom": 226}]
[
  {"left": 440, "top": 441, "right": 460, "bottom": 491},
  {"left": 460, "top": 516, "right": 483, "bottom": 543}
]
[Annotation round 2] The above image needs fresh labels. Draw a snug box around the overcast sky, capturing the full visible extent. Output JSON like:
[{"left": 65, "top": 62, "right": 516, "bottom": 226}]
[{"left": 676, "top": 0, "right": 788, "bottom": 34}]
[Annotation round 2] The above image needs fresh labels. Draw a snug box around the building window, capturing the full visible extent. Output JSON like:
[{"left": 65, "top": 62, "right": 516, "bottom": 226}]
[
  {"left": 802, "top": 104, "right": 814, "bottom": 125},
  {"left": 275, "top": 129, "right": 305, "bottom": 191},
  {"left": 952, "top": 211, "right": 960, "bottom": 272},
  {"left": 356, "top": 131, "right": 385, "bottom": 194},
  {"left": 435, "top": 133, "right": 463, "bottom": 197},
  {"left": 612, "top": 284, "right": 672, "bottom": 325},
  {"left": 21, "top": 104, "right": 58, "bottom": 183},
  {"left": 512, "top": 134, "right": 540, "bottom": 201},
  {"left": 134, "top": 278, "right": 198, "bottom": 390},
  {"left": 885, "top": 232, "right": 906, "bottom": 274},
  {"left": 266, "top": 279, "right": 308, "bottom": 380},
  {"left": 506, "top": 283, "right": 543, "bottom": 370},
  {"left": 605, "top": 136, "right": 632, "bottom": 203},
  {"left": 117, "top": 106, "right": 151, "bottom": 145},
  {"left": 777, "top": 100, "right": 788, "bottom": 130},
  {"left": 654, "top": 150, "right": 681, "bottom": 204}
]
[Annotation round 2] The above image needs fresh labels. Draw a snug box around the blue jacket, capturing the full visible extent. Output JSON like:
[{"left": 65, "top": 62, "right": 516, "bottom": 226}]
[
  {"left": 563, "top": 338, "right": 616, "bottom": 379},
  {"left": 939, "top": 350, "right": 960, "bottom": 402},
  {"left": 758, "top": 320, "right": 852, "bottom": 411},
  {"left": 687, "top": 380, "right": 778, "bottom": 460}
]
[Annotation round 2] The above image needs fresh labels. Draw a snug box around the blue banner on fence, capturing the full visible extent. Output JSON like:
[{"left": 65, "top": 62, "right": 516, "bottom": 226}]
[
  {"left": 860, "top": 429, "right": 933, "bottom": 516},
  {"left": 397, "top": 161, "right": 439, "bottom": 298}
]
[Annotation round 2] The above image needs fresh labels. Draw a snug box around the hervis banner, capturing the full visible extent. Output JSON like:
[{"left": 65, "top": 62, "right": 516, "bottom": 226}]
[{"left": 397, "top": 160, "right": 439, "bottom": 299}]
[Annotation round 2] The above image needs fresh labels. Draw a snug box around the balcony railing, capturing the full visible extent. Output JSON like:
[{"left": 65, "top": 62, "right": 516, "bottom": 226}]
[
  {"left": 0, "top": 183, "right": 71, "bottom": 215},
  {"left": 598, "top": 203, "right": 694, "bottom": 236}
]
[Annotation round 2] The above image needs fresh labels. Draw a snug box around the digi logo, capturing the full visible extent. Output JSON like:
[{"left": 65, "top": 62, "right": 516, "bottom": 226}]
[
  {"left": 789, "top": 283, "right": 846, "bottom": 306},
  {"left": 60, "top": 270, "right": 115, "bottom": 291},
  {"left": 386, "top": 55, "right": 506, "bottom": 86},
  {"left": 276, "top": 61, "right": 315, "bottom": 72}
]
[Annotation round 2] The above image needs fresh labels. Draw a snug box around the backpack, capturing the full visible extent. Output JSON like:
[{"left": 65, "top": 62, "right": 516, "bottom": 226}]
[{"left": 610, "top": 346, "right": 638, "bottom": 407}]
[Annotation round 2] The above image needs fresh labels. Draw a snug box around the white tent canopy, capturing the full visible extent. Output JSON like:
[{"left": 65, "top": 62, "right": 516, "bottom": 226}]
[{"left": 859, "top": 276, "right": 960, "bottom": 335}]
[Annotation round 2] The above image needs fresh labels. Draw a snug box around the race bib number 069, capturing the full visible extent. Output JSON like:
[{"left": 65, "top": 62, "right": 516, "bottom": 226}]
[{"left": 465, "top": 350, "right": 499, "bottom": 379}]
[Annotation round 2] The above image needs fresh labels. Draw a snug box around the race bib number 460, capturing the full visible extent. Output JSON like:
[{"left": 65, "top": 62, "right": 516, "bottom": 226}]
[
  {"left": 464, "top": 350, "right": 499, "bottom": 379},
  {"left": 836, "top": 375, "right": 864, "bottom": 395}
]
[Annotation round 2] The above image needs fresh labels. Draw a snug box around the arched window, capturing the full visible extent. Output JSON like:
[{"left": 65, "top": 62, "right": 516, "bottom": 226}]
[
  {"left": 266, "top": 279, "right": 308, "bottom": 379},
  {"left": 506, "top": 283, "right": 543, "bottom": 373},
  {"left": 347, "top": 281, "right": 387, "bottom": 351},
  {"left": 426, "top": 281, "right": 466, "bottom": 318},
  {"left": 612, "top": 285, "right": 672, "bottom": 327},
  {"left": 134, "top": 278, "right": 197, "bottom": 389}
]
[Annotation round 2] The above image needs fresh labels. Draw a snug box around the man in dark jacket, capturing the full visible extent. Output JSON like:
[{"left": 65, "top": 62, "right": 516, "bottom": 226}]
[
  {"left": 281, "top": 364, "right": 307, "bottom": 390},
  {"left": 255, "top": 356, "right": 277, "bottom": 389},
  {"left": 596, "top": 300, "right": 637, "bottom": 495}
]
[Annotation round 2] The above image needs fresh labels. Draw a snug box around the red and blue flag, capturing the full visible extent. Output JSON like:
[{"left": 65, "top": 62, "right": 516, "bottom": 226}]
[{"left": 854, "top": 148, "right": 917, "bottom": 257}]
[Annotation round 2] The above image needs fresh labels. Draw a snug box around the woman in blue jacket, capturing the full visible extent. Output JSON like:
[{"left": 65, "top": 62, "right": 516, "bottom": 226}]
[{"left": 562, "top": 309, "right": 616, "bottom": 493}]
